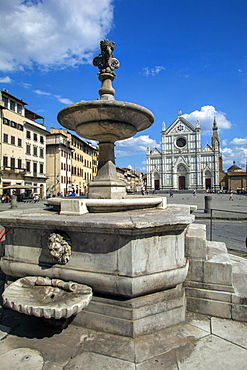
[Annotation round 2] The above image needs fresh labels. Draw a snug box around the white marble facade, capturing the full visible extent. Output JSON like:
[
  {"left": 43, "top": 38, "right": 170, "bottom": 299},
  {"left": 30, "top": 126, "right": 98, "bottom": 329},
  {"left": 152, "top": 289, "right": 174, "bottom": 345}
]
[{"left": 146, "top": 113, "right": 221, "bottom": 191}]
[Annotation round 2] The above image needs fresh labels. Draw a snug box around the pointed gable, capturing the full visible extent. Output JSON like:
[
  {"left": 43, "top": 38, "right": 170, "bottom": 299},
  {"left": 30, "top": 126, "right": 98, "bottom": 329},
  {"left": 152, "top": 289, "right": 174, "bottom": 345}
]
[
  {"left": 174, "top": 155, "right": 189, "bottom": 168},
  {"left": 202, "top": 165, "right": 213, "bottom": 174},
  {"left": 151, "top": 167, "right": 161, "bottom": 175},
  {"left": 202, "top": 143, "right": 214, "bottom": 152},
  {"left": 165, "top": 116, "right": 196, "bottom": 135},
  {"left": 150, "top": 147, "right": 162, "bottom": 156}
]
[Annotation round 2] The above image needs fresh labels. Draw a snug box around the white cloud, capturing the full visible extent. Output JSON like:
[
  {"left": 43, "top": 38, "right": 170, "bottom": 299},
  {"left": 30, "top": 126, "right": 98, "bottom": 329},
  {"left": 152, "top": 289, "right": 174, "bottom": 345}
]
[
  {"left": 141, "top": 66, "right": 165, "bottom": 77},
  {"left": 34, "top": 89, "right": 73, "bottom": 105},
  {"left": 222, "top": 139, "right": 228, "bottom": 146},
  {"left": 0, "top": 0, "right": 114, "bottom": 72},
  {"left": 221, "top": 139, "right": 247, "bottom": 170},
  {"left": 20, "top": 82, "right": 32, "bottom": 89},
  {"left": 116, "top": 135, "right": 160, "bottom": 157},
  {"left": 221, "top": 147, "right": 233, "bottom": 155},
  {"left": 55, "top": 96, "right": 74, "bottom": 105},
  {"left": 183, "top": 105, "right": 232, "bottom": 134},
  {"left": 0, "top": 76, "right": 13, "bottom": 83},
  {"left": 34, "top": 89, "right": 52, "bottom": 96},
  {"left": 229, "top": 137, "right": 247, "bottom": 146}
]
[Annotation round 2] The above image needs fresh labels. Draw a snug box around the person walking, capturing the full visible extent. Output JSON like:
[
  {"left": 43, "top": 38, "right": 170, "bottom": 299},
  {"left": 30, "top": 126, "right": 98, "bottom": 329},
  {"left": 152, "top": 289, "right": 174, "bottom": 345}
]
[
  {"left": 169, "top": 189, "right": 173, "bottom": 198},
  {"left": 229, "top": 190, "right": 233, "bottom": 201}
]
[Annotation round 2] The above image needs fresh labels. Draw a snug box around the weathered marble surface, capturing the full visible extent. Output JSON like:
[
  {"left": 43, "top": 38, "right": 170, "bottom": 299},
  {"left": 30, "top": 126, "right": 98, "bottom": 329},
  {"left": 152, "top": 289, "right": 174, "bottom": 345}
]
[
  {"left": 57, "top": 196, "right": 167, "bottom": 215},
  {"left": 0, "top": 205, "right": 194, "bottom": 298},
  {"left": 2, "top": 276, "right": 92, "bottom": 319},
  {"left": 185, "top": 223, "right": 247, "bottom": 322}
]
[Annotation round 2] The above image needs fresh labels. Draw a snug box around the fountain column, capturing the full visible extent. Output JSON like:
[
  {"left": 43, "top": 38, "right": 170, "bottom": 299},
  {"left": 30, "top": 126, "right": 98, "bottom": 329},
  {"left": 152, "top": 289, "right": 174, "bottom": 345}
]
[{"left": 88, "top": 140, "right": 126, "bottom": 199}]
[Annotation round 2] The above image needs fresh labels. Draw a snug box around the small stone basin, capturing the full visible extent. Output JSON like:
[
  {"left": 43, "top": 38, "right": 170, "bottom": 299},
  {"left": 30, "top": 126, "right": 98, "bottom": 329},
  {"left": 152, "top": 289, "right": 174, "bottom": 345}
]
[{"left": 2, "top": 277, "right": 92, "bottom": 319}]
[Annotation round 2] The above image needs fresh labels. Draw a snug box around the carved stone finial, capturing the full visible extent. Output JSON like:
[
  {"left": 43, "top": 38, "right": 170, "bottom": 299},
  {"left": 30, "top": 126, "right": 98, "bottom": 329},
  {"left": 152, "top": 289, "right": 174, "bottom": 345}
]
[
  {"left": 93, "top": 39, "right": 120, "bottom": 100},
  {"left": 93, "top": 39, "right": 120, "bottom": 76}
]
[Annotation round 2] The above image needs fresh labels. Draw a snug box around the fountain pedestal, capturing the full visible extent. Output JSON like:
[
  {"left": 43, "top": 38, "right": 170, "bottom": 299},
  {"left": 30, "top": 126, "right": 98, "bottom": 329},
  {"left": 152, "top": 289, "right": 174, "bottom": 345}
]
[
  {"left": 88, "top": 141, "right": 126, "bottom": 199},
  {"left": 0, "top": 202, "right": 193, "bottom": 336}
]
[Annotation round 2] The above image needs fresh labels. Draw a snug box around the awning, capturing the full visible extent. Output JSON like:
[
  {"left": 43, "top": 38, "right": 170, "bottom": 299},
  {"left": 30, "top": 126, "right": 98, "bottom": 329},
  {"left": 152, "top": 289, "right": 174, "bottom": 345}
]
[{"left": 2, "top": 185, "right": 33, "bottom": 190}]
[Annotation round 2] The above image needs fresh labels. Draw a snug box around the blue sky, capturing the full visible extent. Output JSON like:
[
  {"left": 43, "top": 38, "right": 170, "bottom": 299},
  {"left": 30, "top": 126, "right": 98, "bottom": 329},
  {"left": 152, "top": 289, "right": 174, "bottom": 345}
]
[{"left": 0, "top": 0, "right": 247, "bottom": 172}]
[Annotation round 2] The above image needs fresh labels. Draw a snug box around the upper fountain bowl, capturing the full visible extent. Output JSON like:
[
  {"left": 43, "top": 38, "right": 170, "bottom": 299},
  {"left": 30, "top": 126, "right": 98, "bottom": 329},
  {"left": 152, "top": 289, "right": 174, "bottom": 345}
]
[{"left": 57, "top": 99, "right": 154, "bottom": 143}]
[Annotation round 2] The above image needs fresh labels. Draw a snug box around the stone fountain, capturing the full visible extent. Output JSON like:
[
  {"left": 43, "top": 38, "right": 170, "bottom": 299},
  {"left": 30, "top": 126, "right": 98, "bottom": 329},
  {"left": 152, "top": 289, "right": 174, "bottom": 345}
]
[
  {"left": 0, "top": 40, "right": 246, "bottom": 337},
  {"left": 58, "top": 39, "right": 154, "bottom": 200}
]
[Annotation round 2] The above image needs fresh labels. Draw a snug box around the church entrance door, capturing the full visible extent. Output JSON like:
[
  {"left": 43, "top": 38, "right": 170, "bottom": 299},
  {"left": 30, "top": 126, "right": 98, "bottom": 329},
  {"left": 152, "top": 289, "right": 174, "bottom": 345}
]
[
  {"left": 154, "top": 180, "right": 160, "bottom": 190},
  {"left": 179, "top": 176, "right": 185, "bottom": 190},
  {"left": 205, "top": 178, "right": 211, "bottom": 189}
]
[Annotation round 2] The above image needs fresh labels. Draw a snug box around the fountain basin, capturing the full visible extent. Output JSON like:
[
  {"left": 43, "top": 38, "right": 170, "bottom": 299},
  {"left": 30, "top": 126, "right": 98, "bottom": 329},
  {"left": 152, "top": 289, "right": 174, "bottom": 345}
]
[
  {"left": 0, "top": 205, "right": 194, "bottom": 298},
  {"left": 57, "top": 100, "right": 154, "bottom": 142},
  {"left": 47, "top": 196, "right": 167, "bottom": 214},
  {"left": 2, "top": 276, "right": 92, "bottom": 319}
]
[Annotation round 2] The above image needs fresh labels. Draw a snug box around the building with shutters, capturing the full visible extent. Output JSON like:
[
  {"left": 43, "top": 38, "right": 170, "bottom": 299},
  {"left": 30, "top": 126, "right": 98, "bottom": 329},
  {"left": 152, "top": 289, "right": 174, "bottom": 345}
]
[
  {"left": 0, "top": 90, "right": 48, "bottom": 198},
  {"left": 46, "top": 128, "right": 98, "bottom": 196}
]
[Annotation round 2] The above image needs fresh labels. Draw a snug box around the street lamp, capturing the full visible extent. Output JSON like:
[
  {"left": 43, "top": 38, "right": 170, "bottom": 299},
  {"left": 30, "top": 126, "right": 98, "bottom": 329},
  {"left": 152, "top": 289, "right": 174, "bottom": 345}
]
[{"left": 65, "top": 139, "right": 69, "bottom": 196}]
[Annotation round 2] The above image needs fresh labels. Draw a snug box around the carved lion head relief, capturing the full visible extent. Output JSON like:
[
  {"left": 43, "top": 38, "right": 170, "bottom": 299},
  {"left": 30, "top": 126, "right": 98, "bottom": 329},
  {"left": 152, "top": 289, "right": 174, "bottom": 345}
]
[{"left": 48, "top": 232, "right": 71, "bottom": 264}]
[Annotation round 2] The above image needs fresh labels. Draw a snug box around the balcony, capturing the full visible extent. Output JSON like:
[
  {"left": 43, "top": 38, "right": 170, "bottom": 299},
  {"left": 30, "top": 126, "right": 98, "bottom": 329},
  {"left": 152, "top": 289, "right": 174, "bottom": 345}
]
[
  {"left": 1, "top": 166, "right": 26, "bottom": 175},
  {"left": 23, "top": 172, "right": 48, "bottom": 179}
]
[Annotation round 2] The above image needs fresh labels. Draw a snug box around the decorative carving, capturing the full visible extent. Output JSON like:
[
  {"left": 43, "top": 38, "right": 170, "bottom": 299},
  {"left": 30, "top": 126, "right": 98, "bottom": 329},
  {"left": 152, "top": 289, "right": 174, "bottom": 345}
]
[
  {"left": 93, "top": 39, "right": 120, "bottom": 76},
  {"left": 2, "top": 276, "right": 93, "bottom": 319},
  {"left": 48, "top": 232, "right": 71, "bottom": 264}
]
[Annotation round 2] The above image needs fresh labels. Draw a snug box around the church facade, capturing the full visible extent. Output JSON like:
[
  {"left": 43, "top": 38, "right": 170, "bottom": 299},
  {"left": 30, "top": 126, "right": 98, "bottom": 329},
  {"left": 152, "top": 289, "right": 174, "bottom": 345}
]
[{"left": 146, "top": 113, "right": 221, "bottom": 191}]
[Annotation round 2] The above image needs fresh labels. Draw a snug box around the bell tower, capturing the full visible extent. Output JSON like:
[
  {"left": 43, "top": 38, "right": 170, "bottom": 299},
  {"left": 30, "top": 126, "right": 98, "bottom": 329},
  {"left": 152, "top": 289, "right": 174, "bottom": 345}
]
[{"left": 211, "top": 117, "right": 220, "bottom": 152}]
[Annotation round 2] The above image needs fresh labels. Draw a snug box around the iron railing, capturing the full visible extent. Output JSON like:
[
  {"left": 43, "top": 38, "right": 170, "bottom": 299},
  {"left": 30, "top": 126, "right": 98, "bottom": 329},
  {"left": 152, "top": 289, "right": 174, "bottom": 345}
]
[{"left": 200, "top": 208, "right": 247, "bottom": 241}]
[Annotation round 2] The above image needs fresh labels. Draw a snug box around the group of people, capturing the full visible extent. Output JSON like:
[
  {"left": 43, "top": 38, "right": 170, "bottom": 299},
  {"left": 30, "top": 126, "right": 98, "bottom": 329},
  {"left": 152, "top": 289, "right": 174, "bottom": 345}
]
[{"left": 1, "top": 192, "right": 41, "bottom": 203}]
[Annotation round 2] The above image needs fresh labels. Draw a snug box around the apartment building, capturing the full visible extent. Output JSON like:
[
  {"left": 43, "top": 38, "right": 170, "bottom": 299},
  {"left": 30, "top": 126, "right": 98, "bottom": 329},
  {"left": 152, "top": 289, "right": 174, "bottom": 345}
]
[
  {"left": 48, "top": 128, "right": 98, "bottom": 195},
  {"left": 0, "top": 90, "right": 48, "bottom": 198},
  {"left": 92, "top": 147, "right": 99, "bottom": 180},
  {"left": 46, "top": 130, "right": 72, "bottom": 196},
  {"left": 117, "top": 168, "right": 145, "bottom": 193}
]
